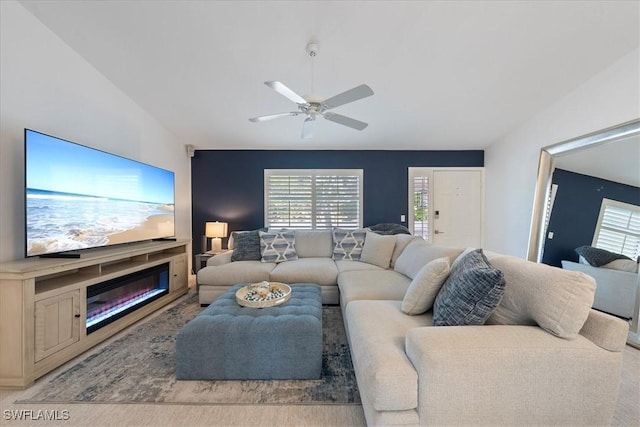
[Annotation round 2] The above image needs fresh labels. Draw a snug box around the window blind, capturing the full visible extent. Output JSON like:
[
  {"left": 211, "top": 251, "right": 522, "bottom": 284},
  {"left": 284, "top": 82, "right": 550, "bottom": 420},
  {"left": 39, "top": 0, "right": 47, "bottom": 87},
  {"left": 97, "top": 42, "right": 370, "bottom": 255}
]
[
  {"left": 265, "top": 170, "right": 362, "bottom": 229},
  {"left": 412, "top": 175, "right": 429, "bottom": 239},
  {"left": 593, "top": 199, "right": 640, "bottom": 260}
]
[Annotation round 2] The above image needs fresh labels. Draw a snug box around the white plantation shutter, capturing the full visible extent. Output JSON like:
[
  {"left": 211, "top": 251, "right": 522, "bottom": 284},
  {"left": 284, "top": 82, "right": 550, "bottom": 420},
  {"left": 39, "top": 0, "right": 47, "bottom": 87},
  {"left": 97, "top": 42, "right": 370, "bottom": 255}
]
[
  {"left": 412, "top": 175, "right": 429, "bottom": 239},
  {"left": 544, "top": 184, "right": 559, "bottom": 236},
  {"left": 315, "top": 174, "right": 361, "bottom": 229},
  {"left": 593, "top": 199, "right": 640, "bottom": 260},
  {"left": 265, "top": 173, "right": 313, "bottom": 229},
  {"left": 265, "top": 170, "right": 362, "bottom": 229},
  {"left": 539, "top": 183, "right": 559, "bottom": 258}
]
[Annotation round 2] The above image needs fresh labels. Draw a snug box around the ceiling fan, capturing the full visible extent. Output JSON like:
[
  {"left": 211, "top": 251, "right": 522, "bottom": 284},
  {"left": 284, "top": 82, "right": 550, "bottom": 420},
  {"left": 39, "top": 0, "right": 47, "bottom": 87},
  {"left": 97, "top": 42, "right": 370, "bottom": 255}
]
[{"left": 249, "top": 42, "right": 374, "bottom": 139}]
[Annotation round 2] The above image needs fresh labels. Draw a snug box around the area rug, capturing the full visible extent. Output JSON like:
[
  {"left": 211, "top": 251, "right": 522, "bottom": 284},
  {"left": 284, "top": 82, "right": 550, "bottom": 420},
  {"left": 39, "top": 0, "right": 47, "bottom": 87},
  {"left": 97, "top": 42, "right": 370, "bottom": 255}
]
[{"left": 17, "top": 293, "right": 361, "bottom": 405}]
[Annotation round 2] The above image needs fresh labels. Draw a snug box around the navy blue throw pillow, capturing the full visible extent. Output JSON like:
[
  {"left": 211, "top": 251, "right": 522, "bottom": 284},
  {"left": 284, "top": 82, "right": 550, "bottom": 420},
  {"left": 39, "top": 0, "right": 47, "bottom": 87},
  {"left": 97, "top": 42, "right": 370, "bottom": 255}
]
[
  {"left": 230, "top": 228, "right": 267, "bottom": 262},
  {"left": 433, "top": 249, "right": 505, "bottom": 326},
  {"left": 575, "top": 245, "right": 630, "bottom": 267}
]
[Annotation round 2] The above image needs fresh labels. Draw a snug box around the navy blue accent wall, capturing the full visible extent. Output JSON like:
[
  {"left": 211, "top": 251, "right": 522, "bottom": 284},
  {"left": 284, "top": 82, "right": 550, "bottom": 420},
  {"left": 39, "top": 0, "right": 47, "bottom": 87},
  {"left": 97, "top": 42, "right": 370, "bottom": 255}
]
[
  {"left": 191, "top": 150, "right": 483, "bottom": 257},
  {"left": 542, "top": 169, "right": 640, "bottom": 267}
]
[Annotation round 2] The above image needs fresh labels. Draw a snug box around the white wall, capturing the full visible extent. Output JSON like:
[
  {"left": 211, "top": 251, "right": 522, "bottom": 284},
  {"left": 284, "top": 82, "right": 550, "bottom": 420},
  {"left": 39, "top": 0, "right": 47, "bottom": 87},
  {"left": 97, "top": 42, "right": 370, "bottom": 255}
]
[
  {"left": 0, "top": 1, "right": 192, "bottom": 262},
  {"left": 485, "top": 49, "right": 640, "bottom": 258}
]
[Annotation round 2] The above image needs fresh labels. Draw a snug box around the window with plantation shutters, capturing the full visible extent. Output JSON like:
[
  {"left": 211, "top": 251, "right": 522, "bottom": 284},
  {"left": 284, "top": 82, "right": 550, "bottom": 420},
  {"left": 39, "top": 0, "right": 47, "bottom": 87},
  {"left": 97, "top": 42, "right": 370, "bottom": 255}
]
[
  {"left": 412, "top": 175, "right": 429, "bottom": 239},
  {"left": 592, "top": 198, "right": 640, "bottom": 260},
  {"left": 544, "top": 184, "right": 559, "bottom": 237},
  {"left": 264, "top": 169, "right": 363, "bottom": 229}
]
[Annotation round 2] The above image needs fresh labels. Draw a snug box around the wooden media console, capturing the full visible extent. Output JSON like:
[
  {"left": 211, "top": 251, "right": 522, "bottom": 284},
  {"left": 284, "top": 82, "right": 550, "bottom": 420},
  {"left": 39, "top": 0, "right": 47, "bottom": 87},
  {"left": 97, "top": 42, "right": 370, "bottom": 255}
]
[{"left": 0, "top": 239, "right": 190, "bottom": 389}]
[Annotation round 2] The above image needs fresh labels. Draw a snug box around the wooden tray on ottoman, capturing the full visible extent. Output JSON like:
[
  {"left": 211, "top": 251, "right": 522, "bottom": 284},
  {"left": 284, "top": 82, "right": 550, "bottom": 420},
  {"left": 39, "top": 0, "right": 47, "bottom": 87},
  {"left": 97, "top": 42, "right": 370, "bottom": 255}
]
[{"left": 235, "top": 282, "right": 291, "bottom": 308}]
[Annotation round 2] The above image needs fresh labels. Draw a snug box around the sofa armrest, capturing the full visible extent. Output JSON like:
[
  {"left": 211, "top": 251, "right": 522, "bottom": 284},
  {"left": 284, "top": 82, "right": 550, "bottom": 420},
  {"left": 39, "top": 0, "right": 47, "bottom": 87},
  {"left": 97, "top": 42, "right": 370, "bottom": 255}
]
[
  {"left": 207, "top": 251, "right": 233, "bottom": 266},
  {"left": 562, "top": 260, "right": 637, "bottom": 318},
  {"left": 579, "top": 309, "right": 629, "bottom": 351},
  {"left": 405, "top": 325, "right": 623, "bottom": 426}
]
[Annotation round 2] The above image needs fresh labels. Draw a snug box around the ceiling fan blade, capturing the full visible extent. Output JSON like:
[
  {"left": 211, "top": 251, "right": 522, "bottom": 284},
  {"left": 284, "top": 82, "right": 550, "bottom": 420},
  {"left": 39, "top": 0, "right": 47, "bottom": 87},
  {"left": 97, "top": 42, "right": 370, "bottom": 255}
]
[
  {"left": 301, "top": 117, "right": 315, "bottom": 139},
  {"left": 324, "top": 112, "right": 368, "bottom": 131},
  {"left": 249, "top": 112, "right": 299, "bottom": 122},
  {"left": 322, "top": 84, "right": 374, "bottom": 109},
  {"left": 264, "top": 81, "right": 308, "bottom": 105}
]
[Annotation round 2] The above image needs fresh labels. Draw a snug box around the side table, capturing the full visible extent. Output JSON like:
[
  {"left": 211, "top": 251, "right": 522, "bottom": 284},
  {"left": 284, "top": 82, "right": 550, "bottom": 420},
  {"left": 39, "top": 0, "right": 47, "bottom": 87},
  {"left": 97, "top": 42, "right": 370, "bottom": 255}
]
[
  {"left": 194, "top": 250, "right": 228, "bottom": 273},
  {"left": 194, "top": 253, "right": 213, "bottom": 274}
]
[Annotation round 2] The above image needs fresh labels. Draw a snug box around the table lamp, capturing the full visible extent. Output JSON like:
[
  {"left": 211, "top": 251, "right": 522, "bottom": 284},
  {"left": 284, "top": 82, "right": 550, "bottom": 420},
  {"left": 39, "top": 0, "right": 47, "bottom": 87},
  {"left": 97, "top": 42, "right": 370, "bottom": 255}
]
[{"left": 204, "top": 221, "right": 228, "bottom": 253}]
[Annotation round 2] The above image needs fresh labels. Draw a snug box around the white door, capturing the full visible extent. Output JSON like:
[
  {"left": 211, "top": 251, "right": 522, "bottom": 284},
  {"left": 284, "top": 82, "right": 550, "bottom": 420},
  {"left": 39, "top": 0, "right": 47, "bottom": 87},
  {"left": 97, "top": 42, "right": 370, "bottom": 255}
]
[
  {"left": 409, "top": 168, "right": 483, "bottom": 248},
  {"left": 433, "top": 170, "right": 483, "bottom": 247}
]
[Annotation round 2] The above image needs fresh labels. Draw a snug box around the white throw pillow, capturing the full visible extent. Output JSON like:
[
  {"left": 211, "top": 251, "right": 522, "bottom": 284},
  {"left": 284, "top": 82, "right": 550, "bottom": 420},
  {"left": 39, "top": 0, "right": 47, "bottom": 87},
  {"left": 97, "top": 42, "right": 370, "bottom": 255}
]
[
  {"left": 390, "top": 234, "right": 417, "bottom": 268},
  {"left": 394, "top": 238, "right": 463, "bottom": 280},
  {"left": 360, "top": 231, "right": 396, "bottom": 268},
  {"left": 401, "top": 257, "right": 451, "bottom": 315}
]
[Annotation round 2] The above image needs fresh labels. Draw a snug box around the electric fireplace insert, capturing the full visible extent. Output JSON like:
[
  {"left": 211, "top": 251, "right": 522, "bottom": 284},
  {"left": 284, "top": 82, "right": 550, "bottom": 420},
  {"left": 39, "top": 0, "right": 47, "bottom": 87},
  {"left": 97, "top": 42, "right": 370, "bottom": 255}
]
[{"left": 86, "top": 263, "right": 170, "bottom": 334}]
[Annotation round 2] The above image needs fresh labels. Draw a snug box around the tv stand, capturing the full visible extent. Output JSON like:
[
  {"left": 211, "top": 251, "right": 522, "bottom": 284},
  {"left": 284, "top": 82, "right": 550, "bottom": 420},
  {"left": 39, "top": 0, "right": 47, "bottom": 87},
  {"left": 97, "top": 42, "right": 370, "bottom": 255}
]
[{"left": 0, "top": 239, "right": 190, "bottom": 389}]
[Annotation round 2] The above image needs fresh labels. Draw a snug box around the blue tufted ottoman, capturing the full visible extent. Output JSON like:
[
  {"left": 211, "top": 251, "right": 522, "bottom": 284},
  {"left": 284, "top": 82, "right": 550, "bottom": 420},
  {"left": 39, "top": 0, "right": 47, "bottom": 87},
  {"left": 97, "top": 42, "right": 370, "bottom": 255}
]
[{"left": 175, "top": 283, "right": 322, "bottom": 380}]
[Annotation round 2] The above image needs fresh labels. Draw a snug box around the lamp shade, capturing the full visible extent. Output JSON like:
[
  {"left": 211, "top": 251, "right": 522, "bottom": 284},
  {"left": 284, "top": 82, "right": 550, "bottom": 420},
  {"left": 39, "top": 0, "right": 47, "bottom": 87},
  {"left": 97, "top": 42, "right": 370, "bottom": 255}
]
[{"left": 205, "top": 221, "right": 228, "bottom": 238}]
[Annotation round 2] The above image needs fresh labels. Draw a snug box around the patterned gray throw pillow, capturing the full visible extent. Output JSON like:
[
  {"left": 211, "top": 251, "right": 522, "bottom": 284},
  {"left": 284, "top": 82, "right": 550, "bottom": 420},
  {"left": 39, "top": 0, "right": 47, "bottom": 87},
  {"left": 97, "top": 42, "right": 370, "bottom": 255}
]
[
  {"left": 332, "top": 228, "right": 367, "bottom": 261},
  {"left": 433, "top": 249, "right": 505, "bottom": 326},
  {"left": 230, "top": 229, "right": 266, "bottom": 261},
  {"left": 259, "top": 230, "right": 298, "bottom": 263}
]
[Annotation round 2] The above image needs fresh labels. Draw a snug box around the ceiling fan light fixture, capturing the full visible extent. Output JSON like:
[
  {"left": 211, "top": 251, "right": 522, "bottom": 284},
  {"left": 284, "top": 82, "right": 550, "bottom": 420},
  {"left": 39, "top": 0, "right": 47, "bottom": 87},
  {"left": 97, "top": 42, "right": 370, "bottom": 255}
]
[{"left": 301, "top": 115, "right": 315, "bottom": 139}]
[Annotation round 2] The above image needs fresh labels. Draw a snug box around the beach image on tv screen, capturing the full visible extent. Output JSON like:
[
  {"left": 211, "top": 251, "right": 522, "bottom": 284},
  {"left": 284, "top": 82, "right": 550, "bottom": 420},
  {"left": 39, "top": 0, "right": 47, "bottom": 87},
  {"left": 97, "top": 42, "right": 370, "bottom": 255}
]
[{"left": 25, "top": 131, "right": 175, "bottom": 256}]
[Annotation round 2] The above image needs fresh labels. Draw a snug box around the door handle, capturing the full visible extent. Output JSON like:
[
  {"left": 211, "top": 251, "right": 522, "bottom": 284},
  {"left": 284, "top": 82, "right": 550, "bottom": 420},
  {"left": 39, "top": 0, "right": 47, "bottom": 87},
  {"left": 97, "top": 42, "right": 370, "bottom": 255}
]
[{"left": 434, "top": 230, "right": 444, "bottom": 234}]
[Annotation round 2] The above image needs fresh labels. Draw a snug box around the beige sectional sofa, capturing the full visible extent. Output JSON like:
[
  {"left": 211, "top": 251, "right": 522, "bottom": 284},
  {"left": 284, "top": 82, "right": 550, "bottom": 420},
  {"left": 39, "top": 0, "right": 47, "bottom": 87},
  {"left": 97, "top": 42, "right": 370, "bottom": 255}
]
[
  {"left": 562, "top": 259, "right": 638, "bottom": 319},
  {"left": 197, "top": 229, "right": 630, "bottom": 426}
]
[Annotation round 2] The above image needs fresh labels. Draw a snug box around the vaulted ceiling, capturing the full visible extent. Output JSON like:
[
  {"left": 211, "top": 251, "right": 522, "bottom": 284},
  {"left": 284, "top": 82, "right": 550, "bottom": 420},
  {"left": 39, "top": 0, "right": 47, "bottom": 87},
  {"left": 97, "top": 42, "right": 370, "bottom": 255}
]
[
  {"left": 19, "top": 0, "right": 640, "bottom": 150},
  {"left": 555, "top": 134, "right": 640, "bottom": 187}
]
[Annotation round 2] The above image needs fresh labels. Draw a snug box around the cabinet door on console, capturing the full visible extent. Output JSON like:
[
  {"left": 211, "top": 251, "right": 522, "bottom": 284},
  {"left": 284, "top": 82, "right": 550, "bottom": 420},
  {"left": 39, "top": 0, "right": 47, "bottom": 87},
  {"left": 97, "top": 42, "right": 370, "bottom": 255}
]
[
  {"left": 35, "top": 290, "right": 81, "bottom": 362},
  {"left": 171, "top": 255, "right": 188, "bottom": 292}
]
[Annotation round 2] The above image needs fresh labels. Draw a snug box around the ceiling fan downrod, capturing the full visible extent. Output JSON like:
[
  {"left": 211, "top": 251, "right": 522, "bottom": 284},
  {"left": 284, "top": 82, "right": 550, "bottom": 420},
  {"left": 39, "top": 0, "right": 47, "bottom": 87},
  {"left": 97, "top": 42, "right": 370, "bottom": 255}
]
[{"left": 306, "top": 42, "right": 318, "bottom": 96}]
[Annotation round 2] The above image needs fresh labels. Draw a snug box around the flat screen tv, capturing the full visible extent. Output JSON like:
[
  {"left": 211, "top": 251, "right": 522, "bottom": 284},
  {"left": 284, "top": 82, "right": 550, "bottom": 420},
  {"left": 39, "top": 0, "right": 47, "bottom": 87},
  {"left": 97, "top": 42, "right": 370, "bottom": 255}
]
[{"left": 25, "top": 129, "right": 175, "bottom": 257}]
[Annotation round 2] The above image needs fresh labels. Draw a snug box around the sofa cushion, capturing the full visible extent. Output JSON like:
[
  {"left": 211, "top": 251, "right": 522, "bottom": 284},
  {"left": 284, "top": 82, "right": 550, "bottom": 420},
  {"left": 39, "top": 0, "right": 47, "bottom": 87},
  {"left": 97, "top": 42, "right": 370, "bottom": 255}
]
[
  {"left": 259, "top": 230, "right": 298, "bottom": 263},
  {"left": 335, "top": 260, "right": 384, "bottom": 273},
  {"left": 345, "top": 300, "right": 432, "bottom": 411},
  {"left": 207, "top": 250, "right": 232, "bottom": 266},
  {"left": 197, "top": 260, "right": 276, "bottom": 285},
  {"left": 390, "top": 234, "right": 417, "bottom": 268},
  {"left": 332, "top": 228, "right": 366, "bottom": 261},
  {"left": 360, "top": 231, "right": 396, "bottom": 268},
  {"left": 270, "top": 258, "right": 338, "bottom": 286},
  {"left": 402, "top": 257, "right": 450, "bottom": 315},
  {"left": 338, "top": 270, "right": 411, "bottom": 307},
  {"left": 485, "top": 253, "right": 596, "bottom": 339},
  {"left": 602, "top": 258, "right": 639, "bottom": 273},
  {"left": 230, "top": 228, "right": 266, "bottom": 261},
  {"left": 433, "top": 249, "right": 505, "bottom": 326},
  {"left": 293, "top": 230, "right": 333, "bottom": 258},
  {"left": 394, "top": 239, "right": 463, "bottom": 279}
]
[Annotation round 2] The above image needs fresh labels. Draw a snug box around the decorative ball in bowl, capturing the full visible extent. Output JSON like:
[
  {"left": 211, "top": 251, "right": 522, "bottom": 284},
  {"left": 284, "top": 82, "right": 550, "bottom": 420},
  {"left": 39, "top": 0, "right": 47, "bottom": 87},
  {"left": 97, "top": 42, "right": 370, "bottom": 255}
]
[{"left": 236, "top": 281, "right": 291, "bottom": 308}]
